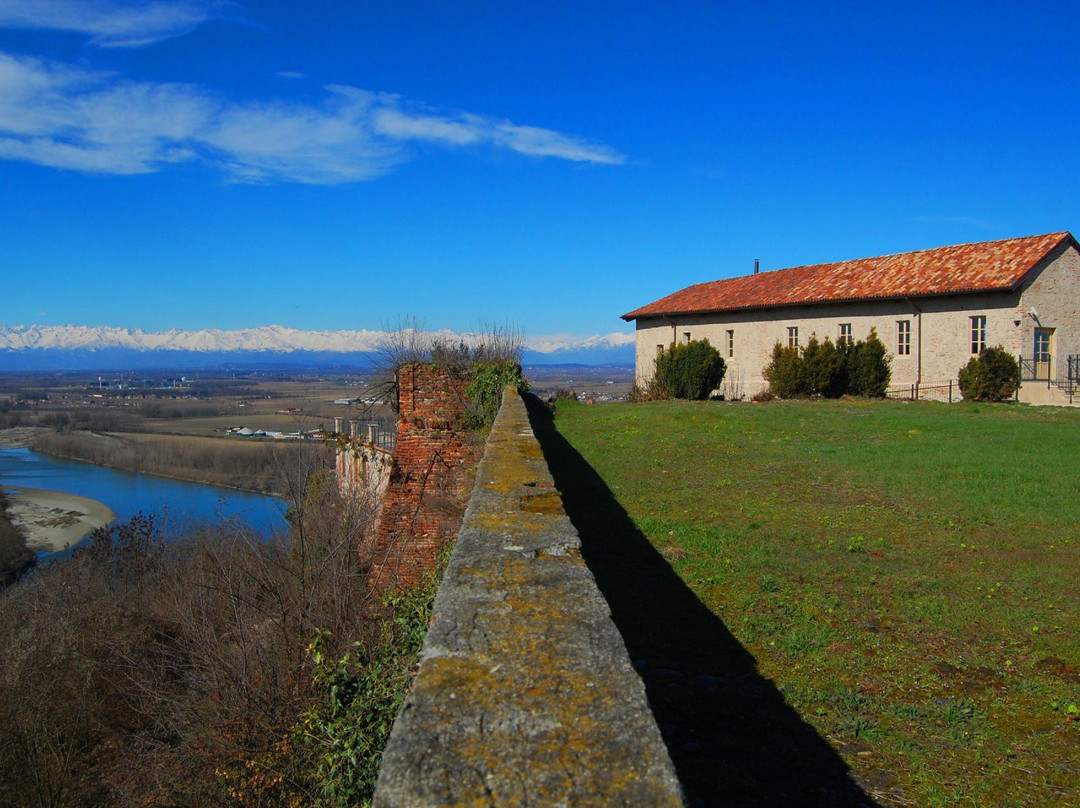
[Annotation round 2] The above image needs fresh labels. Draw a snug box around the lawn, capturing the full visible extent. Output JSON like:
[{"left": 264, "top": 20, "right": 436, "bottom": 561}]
[{"left": 542, "top": 397, "right": 1080, "bottom": 807}]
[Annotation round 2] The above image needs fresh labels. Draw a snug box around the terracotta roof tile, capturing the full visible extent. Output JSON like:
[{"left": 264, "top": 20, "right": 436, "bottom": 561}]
[{"left": 622, "top": 232, "right": 1074, "bottom": 320}]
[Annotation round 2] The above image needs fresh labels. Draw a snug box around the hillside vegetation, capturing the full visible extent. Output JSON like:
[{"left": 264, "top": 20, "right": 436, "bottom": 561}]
[
  {"left": 549, "top": 398, "right": 1080, "bottom": 807},
  {"left": 0, "top": 462, "right": 433, "bottom": 807},
  {"left": 0, "top": 490, "right": 35, "bottom": 585}
]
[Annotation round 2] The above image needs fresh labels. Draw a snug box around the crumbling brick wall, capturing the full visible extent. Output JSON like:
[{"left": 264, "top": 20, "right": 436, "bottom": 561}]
[{"left": 368, "top": 364, "right": 477, "bottom": 590}]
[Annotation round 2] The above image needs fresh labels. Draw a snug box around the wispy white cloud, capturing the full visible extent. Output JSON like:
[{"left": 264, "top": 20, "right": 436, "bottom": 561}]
[
  {"left": 274, "top": 71, "right": 306, "bottom": 80},
  {"left": 200, "top": 89, "right": 405, "bottom": 183},
  {"left": 493, "top": 123, "right": 624, "bottom": 165},
  {"left": 0, "top": 0, "right": 227, "bottom": 48},
  {"left": 369, "top": 98, "right": 625, "bottom": 164},
  {"left": 0, "top": 52, "right": 625, "bottom": 183}
]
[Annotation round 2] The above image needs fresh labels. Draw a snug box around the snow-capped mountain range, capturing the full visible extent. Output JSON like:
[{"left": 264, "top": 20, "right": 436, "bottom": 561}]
[{"left": 0, "top": 325, "right": 634, "bottom": 370}]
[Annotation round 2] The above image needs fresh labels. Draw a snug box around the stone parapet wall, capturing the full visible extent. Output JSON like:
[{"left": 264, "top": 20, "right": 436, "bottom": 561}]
[{"left": 373, "top": 387, "right": 684, "bottom": 807}]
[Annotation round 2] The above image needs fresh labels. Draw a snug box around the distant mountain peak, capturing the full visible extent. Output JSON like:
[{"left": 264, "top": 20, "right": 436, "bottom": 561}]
[{"left": 0, "top": 324, "right": 634, "bottom": 370}]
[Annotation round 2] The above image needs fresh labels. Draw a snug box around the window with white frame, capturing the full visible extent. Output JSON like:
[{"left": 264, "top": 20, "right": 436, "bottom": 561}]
[
  {"left": 839, "top": 323, "right": 853, "bottom": 346},
  {"left": 726, "top": 330, "right": 734, "bottom": 358},
  {"left": 970, "top": 315, "right": 986, "bottom": 354},
  {"left": 787, "top": 326, "right": 799, "bottom": 347},
  {"left": 683, "top": 331, "right": 691, "bottom": 344},
  {"left": 897, "top": 320, "right": 911, "bottom": 356}
]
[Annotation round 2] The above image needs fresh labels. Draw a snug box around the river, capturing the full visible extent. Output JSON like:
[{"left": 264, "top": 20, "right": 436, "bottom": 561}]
[{"left": 0, "top": 447, "right": 287, "bottom": 554}]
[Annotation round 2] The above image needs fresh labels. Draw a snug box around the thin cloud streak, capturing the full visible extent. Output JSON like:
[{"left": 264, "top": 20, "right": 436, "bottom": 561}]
[
  {"left": 0, "top": 52, "right": 624, "bottom": 183},
  {"left": 0, "top": 0, "right": 227, "bottom": 48}
]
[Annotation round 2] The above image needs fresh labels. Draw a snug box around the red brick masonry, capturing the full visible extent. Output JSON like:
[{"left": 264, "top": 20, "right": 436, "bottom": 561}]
[{"left": 368, "top": 364, "right": 478, "bottom": 590}]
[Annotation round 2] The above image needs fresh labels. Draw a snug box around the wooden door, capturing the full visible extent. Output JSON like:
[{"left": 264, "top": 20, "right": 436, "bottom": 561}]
[{"left": 1034, "top": 328, "right": 1053, "bottom": 379}]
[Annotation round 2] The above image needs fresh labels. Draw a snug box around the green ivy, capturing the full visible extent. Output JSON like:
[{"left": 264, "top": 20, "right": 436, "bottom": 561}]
[
  {"left": 296, "top": 581, "right": 438, "bottom": 807},
  {"left": 464, "top": 360, "right": 529, "bottom": 429}
]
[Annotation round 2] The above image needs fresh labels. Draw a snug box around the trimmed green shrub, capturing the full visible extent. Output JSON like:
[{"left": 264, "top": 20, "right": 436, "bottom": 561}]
[
  {"left": 958, "top": 346, "right": 1019, "bottom": 402},
  {"left": 802, "top": 336, "right": 845, "bottom": 398},
  {"left": 846, "top": 329, "right": 892, "bottom": 397},
  {"left": 653, "top": 339, "right": 727, "bottom": 400},
  {"left": 762, "top": 342, "right": 806, "bottom": 398},
  {"left": 762, "top": 330, "right": 891, "bottom": 399}
]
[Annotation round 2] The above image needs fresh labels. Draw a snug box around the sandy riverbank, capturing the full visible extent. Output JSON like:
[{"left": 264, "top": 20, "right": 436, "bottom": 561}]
[
  {"left": 4, "top": 487, "right": 115, "bottom": 553},
  {"left": 0, "top": 427, "right": 46, "bottom": 448}
]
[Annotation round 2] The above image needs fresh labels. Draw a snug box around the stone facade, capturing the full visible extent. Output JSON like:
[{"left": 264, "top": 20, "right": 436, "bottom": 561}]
[{"left": 630, "top": 238, "right": 1080, "bottom": 402}]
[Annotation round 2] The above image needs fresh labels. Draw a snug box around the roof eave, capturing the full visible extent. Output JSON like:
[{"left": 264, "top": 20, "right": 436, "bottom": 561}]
[{"left": 624, "top": 285, "right": 1029, "bottom": 321}]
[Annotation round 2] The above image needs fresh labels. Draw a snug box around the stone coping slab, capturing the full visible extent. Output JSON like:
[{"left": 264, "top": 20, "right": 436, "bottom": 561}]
[{"left": 373, "top": 388, "right": 684, "bottom": 806}]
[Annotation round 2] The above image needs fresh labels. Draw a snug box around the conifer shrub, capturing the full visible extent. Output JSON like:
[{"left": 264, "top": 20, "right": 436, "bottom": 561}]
[
  {"left": 802, "top": 336, "right": 845, "bottom": 398},
  {"left": 762, "top": 343, "right": 806, "bottom": 398},
  {"left": 653, "top": 339, "right": 727, "bottom": 400},
  {"left": 762, "top": 330, "right": 891, "bottom": 399},
  {"left": 958, "top": 346, "right": 1020, "bottom": 402},
  {"left": 845, "top": 329, "right": 891, "bottom": 397}
]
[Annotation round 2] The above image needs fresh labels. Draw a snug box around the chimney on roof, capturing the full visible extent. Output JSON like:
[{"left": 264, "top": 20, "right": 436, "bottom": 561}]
[{"left": 754, "top": 259, "right": 760, "bottom": 274}]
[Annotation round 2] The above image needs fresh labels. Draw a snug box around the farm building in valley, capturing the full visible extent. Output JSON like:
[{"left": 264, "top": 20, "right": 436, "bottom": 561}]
[{"left": 622, "top": 231, "right": 1080, "bottom": 404}]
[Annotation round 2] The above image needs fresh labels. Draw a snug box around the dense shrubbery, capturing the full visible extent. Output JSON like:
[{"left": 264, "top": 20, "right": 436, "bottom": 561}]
[
  {"left": 762, "top": 343, "right": 806, "bottom": 399},
  {"left": 845, "top": 331, "right": 892, "bottom": 397},
  {"left": 763, "top": 330, "right": 891, "bottom": 398},
  {"left": 959, "top": 346, "right": 1020, "bottom": 402},
  {"left": 0, "top": 491, "right": 34, "bottom": 587},
  {"left": 801, "top": 336, "right": 844, "bottom": 397},
  {"left": 651, "top": 339, "right": 727, "bottom": 400},
  {"left": 0, "top": 454, "right": 434, "bottom": 807}
]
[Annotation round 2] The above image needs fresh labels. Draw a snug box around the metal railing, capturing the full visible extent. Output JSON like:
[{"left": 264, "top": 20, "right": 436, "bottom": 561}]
[
  {"left": 885, "top": 380, "right": 959, "bottom": 403},
  {"left": 335, "top": 417, "right": 397, "bottom": 451},
  {"left": 1018, "top": 354, "right": 1078, "bottom": 403}
]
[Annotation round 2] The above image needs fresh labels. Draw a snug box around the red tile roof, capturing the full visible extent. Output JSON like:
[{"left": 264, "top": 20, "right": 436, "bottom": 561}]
[{"left": 622, "top": 232, "right": 1075, "bottom": 321}]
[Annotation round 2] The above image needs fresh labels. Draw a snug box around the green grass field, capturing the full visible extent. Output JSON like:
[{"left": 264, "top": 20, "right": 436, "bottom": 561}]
[{"left": 544, "top": 398, "right": 1080, "bottom": 807}]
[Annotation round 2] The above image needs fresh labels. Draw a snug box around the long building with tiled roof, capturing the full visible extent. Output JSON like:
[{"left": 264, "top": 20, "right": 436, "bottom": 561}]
[{"left": 623, "top": 232, "right": 1080, "bottom": 405}]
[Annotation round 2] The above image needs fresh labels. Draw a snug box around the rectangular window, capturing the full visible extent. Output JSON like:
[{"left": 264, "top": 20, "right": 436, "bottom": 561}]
[
  {"left": 839, "top": 323, "right": 852, "bottom": 346},
  {"left": 726, "top": 330, "right": 734, "bottom": 358},
  {"left": 683, "top": 331, "right": 691, "bottom": 344},
  {"left": 656, "top": 344, "right": 664, "bottom": 357},
  {"left": 897, "top": 320, "right": 911, "bottom": 356},
  {"left": 971, "top": 315, "right": 986, "bottom": 354},
  {"left": 787, "top": 326, "right": 799, "bottom": 348}
]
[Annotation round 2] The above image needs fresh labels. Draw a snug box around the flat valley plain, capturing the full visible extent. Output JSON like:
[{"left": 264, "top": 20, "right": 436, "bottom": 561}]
[
  {"left": 0, "top": 365, "right": 634, "bottom": 494},
  {"left": 0, "top": 369, "right": 389, "bottom": 493},
  {"left": 547, "top": 397, "right": 1080, "bottom": 807}
]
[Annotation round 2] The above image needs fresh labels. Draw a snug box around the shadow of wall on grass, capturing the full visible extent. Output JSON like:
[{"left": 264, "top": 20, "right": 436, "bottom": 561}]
[{"left": 526, "top": 395, "right": 880, "bottom": 808}]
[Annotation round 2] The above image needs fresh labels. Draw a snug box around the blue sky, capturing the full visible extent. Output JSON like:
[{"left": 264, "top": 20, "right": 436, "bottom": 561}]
[{"left": 2, "top": 0, "right": 1079, "bottom": 341}]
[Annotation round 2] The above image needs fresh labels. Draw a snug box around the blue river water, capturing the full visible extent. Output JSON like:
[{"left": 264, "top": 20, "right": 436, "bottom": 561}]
[{"left": 0, "top": 447, "right": 287, "bottom": 549}]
